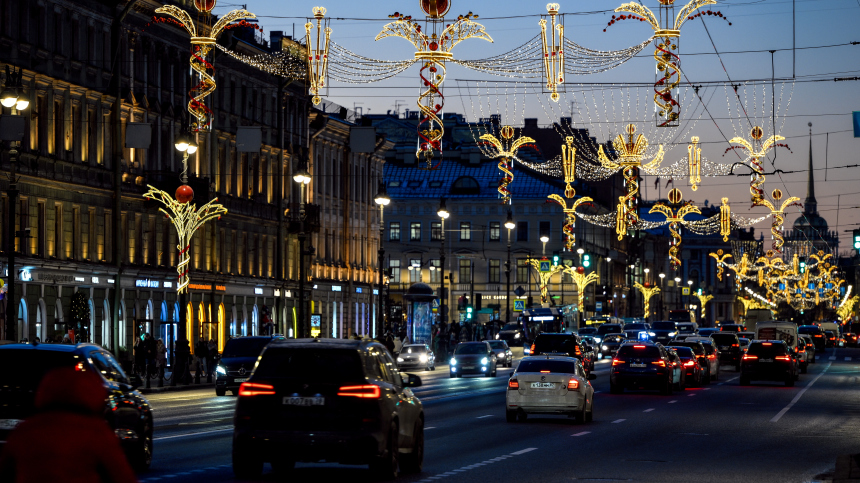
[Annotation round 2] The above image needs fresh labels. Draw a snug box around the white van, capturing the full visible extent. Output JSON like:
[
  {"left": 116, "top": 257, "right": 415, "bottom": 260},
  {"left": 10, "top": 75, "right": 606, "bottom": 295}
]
[{"left": 756, "top": 321, "right": 798, "bottom": 352}]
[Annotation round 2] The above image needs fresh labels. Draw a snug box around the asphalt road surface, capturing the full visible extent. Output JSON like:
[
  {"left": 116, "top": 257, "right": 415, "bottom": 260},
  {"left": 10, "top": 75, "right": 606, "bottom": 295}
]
[{"left": 141, "top": 346, "right": 860, "bottom": 483}]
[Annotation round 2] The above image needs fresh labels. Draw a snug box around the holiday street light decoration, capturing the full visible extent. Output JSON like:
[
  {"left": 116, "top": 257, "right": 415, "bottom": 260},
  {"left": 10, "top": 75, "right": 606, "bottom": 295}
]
[
  {"left": 528, "top": 258, "right": 564, "bottom": 304},
  {"left": 755, "top": 188, "right": 801, "bottom": 254},
  {"left": 548, "top": 193, "right": 593, "bottom": 251},
  {"left": 540, "top": 4, "right": 565, "bottom": 102},
  {"left": 479, "top": 125, "right": 536, "bottom": 204},
  {"left": 633, "top": 282, "right": 660, "bottom": 318},
  {"left": 154, "top": 0, "right": 257, "bottom": 131},
  {"left": 563, "top": 266, "right": 600, "bottom": 315},
  {"left": 695, "top": 292, "right": 713, "bottom": 320},
  {"left": 376, "top": 6, "right": 493, "bottom": 168},
  {"left": 604, "top": 0, "right": 729, "bottom": 127},
  {"left": 709, "top": 249, "right": 732, "bottom": 281},
  {"left": 306, "top": 7, "right": 332, "bottom": 105},
  {"left": 726, "top": 126, "right": 788, "bottom": 206},
  {"left": 648, "top": 188, "right": 701, "bottom": 269}
]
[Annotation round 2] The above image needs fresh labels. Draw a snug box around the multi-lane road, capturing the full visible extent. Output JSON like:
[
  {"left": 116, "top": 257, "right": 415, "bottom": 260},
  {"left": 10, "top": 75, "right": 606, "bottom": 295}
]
[{"left": 141, "top": 347, "right": 860, "bottom": 483}]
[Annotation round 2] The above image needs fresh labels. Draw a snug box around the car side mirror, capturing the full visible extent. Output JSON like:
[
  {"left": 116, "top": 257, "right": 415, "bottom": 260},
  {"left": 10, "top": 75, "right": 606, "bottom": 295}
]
[
  {"left": 404, "top": 374, "right": 422, "bottom": 388},
  {"left": 588, "top": 373, "right": 597, "bottom": 381}
]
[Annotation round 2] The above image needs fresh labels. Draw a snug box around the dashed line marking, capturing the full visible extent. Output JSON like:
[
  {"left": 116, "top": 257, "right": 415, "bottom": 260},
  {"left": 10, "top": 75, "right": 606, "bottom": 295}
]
[
  {"left": 726, "top": 376, "right": 739, "bottom": 382},
  {"left": 612, "top": 419, "right": 626, "bottom": 423},
  {"left": 771, "top": 362, "right": 832, "bottom": 423},
  {"left": 425, "top": 426, "right": 437, "bottom": 430},
  {"left": 846, "top": 357, "right": 852, "bottom": 361},
  {"left": 830, "top": 356, "right": 837, "bottom": 361},
  {"left": 476, "top": 415, "right": 493, "bottom": 419},
  {"left": 688, "top": 393, "right": 696, "bottom": 397},
  {"left": 572, "top": 431, "right": 591, "bottom": 436},
  {"left": 668, "top": 400, "right": 677, "bottom": 404},
  {"left": 703, "top": 388, "right": 711, "bottom": 391},
  {"left": 511, "top": 448, "right": 538, "bottom": 455},
  {"left": 643, "top": 408, "right": 655, "bottom": 412}
]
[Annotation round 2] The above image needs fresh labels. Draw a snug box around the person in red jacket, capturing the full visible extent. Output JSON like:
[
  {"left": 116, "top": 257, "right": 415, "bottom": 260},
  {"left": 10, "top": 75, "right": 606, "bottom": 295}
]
[{"left": 0, "top": 367, "right": 139, "bottom": 483}]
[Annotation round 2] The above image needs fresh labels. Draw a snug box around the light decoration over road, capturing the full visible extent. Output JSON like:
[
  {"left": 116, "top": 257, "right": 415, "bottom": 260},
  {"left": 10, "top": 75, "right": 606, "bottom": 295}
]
[
  {"left": 726, "top": 126, "right": 787, "bottom": 206},
  {"left": 633, "top": 282, "right": 661, "bottom": 318},
  {"left": 695, "top": 292, "right": 713, "bottom": 319},
  {"left": 562, "top": 266, "right": 600, "bottom": 315},
  {"left": 547, "top": 136, "right": 593, "bottom": 251},
  {"left": 478, "top": 125, "right": 536, "bottom": 205},
  {"left": 755, "top": 188, "right": 802, "bottom": 254},
  {"left": 305, "top": 7, "right": 332, "bottom": 105},
  {"left": 154, "top": 0, "right": 256, "bottom": 131},
  {"left": 540, "top": 4, "right": 565, "bottom": 102},
  {"left": 648, "top": 188, "right": 701, "bottom": 269},
  {"left": 529, "top": 259, "right": 565, "bottom": 305}
]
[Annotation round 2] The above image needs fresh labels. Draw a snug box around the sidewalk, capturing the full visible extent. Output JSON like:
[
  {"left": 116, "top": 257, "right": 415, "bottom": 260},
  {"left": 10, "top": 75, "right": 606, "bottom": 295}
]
[{"left": 138, "top": 370, "right": 215, "bottom": 394}]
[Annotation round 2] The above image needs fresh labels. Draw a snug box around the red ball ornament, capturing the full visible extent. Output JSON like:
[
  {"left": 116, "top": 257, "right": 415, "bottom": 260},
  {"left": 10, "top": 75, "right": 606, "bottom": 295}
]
[
  {"left": 428, "top": 41, "right": 439, "bottom": 51},
  {"left": 644, "top": 282, "right": 650, "bottom": 288},
  {"left": 577, "top": 266, "right": 585, "bottom": 274},
  {"left": 176, "top": 184, "right": 194, "bottom": 204},
  {"left": 194, "top": 0, "right": 216, "bottom": 13}
]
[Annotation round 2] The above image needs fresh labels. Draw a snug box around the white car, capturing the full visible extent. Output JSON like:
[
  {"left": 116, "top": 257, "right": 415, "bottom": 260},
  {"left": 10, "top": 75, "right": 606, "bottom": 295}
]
[{"left": 505, "top": 355, "right": 595, "bottom": 424}]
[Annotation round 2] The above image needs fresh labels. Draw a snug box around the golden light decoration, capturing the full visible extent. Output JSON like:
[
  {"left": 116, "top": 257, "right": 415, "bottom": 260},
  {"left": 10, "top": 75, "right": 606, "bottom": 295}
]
[
  {"left": 695, "top": 293, "right": 713, "bottom": 320},
  {"left": 548, "top": 193, "right": 593, "bottom": 251},
  {"left": 727, "top": 126, "right": 786, "bottom": 206},
  {"left": 708, "top": 249, "right": 732, "bottom": 281},
  {"left": 562, "top": 267, "right": 600, "bottom": 315},
  {"left": 528, "top": 259, "right": 564, "bottom": 304},
  {"left": 561, "top": 136, "right": 577, "bottom": 198},
  {"left": 540, "top": 3, "right": 565, "bottom": 102},
  {"left": 479, "top": 125, "right": 536, "bottom": 204},
  {"left": 719, "top": 197, "right": 731, "bottom": 241},
  {"left": 305, "top": 7, "right": 332, "bottom": 105},
  {"left": 155, "top": 2, "right": 257, "bottom": 131},
  {"left": 648, "top": 188, "right": 701, "bottom": 269},
  {"left": 376, "top": 7, "right": 493, "bottom": 168},
  {"left": 755, "top": 188, "right": 801, "bottom": 254},
  {"left": 687, "top": 136, "right": 701, "bottom": 191},
  {"left": 633, "top": 282, "right": 661, "bottom": 318}
]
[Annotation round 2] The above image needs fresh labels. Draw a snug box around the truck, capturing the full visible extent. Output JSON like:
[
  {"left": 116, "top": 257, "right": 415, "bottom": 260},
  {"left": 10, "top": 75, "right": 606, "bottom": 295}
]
[
  {"left": 819, "top": 322, "right": 840, "bottom": 347},
  {"left": 756, "top": 321, "right": 799, "bottom": 352},
  {"left": 742, "top": 309, "right": 774, "bottom": 334}
]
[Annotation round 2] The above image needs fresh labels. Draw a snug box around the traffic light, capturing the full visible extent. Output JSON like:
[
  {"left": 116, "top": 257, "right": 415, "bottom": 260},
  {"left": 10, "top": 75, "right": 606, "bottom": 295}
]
[
  {"left": 582, "top": 254, "right": 591, "bottom": 268},
  {"left": 799, "top": 259, "right": 806, "bottom": 273},
  {"left": 854, "top": 229, "right": 860, "bottom": 250},
  {"left": 552, "top": 251, "right": 560, "bottom": 267},
  {"left": 466, "top": 306, "right": 473, "bottom": 320}
]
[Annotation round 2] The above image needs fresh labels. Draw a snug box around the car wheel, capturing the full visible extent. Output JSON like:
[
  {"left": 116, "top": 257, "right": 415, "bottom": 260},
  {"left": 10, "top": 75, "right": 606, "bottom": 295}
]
[
  {"left": 711, "top": 368, "right": 718, "bottom": 382},
  {"left": 400, "top": 422, "right": 424, "bottom": 474},
  {"left": 517, "top": 410, "right": 528, "bottom": 422},
  {"left": 506, "top": 409, "right": 517, "bottom": 423},
  {"left": 216, "top": 387, "right": 226, "bottom": 397},
  {"left": 704, "top": 368, "right": 712, "bottom": 385},
  {"left": 574, "top": 404, "right": 587, "bottom": 424},
  {"left": 609, "top": 382, "right": 622, "bottom": 394},
  {"left": 585, "top": 400, "right": 594, "bottom": 422},
  {"left": 131, "top": 419, "right": 153, "bottom": 471},
  {"left": 369, "top": 422, "right": 399, "bottom": 480},
  {"left": 232, "top": 446, "right": 264, "bottom": 479}
]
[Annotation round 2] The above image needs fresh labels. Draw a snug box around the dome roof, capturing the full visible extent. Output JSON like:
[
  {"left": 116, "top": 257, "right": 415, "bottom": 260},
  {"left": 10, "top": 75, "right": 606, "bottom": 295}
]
[{"left": 793, "top": 213, "right": 829, "bottom": 230}]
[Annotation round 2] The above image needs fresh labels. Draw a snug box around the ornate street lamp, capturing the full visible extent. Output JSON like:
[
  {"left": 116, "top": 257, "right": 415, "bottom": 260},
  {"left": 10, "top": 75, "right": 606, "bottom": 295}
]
[
  {"left": 437, "top": 198, "right": 450, "bottom": 330},
  {"left": 374, "top": 182, "right": 390, "bottom": 337},
  {"left": 505, "top": 210, "right": 515, "bottom": 324}
]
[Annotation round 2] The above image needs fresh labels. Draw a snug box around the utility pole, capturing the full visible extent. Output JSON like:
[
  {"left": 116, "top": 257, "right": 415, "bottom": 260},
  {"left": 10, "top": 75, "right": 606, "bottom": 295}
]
[{"left": 275, "top": 79, "right": 289, "bottom": 334}]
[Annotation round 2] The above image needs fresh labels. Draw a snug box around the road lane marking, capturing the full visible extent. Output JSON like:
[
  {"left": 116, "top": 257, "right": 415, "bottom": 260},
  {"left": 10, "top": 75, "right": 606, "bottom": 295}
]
[
  {"left": 703, "top": 388, "right": 711, "bottom": 390},
  {"left": 612, "top": 419, "right": 626, "bottom": 423},
  {"left": 830, "top": 356, "right": 837, "bottom": 360},
  {"left": 726, "top": 377, "right": 739, "bottom": 382},
  {"left": 688, "top": 393, "right": 696, "bottom": 396},
  {"left": 771, "top": 362, "right": 832, "bottom": 423},
  {"left": 476, "top": 415, "right": 493, "bottom": 419},
  {"left": 572, "top": 431, "right": 591, "bottom": 436},
  {"left": 511, "top": 448, "right": 538, "bottom": 455},
  {"left": 847, "top": 357, "right": 852, "bottom": 361},
  {"left": 644, "top": 408, "right": 655, "bottom": 412},
  {"left": 425, "top": 427, "right": 437, "bottom": 430},
  {"left": 153, "top": 428, "right": 232, "bottom": 441},
  {"left": 668, "top": 400, "right": 677, "bottom": 404}
]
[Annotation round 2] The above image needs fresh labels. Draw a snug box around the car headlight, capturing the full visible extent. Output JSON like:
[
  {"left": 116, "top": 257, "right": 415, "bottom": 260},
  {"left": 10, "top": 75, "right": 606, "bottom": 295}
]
[
  {"left": 648, "top": 332, "right": 656, "bottom": 337},
  {"left": 397, "top": 357, "right": 404, "bottom": 362},
  {"left": 450, "top": 358, "right": 457, "bottom": 365},
  {"left": 514, "top": 333, "right": 521, "bottom": 339},
  {"left": 419, "top": 354, "right": 428, "bottom": 363},
  {"left": 593, "top": 337, "right": 601, "bottom": 343},
  {"left": 668, "top": 332, "right": 677, "bottom": 337},
  {"left": 216, "top": 365, "right": 226, "bottom": 375},
  {"left": 602, "top": 345, "right": 608, "bottom": 351},
  {"left": 481, "top": 357, "right": 489, "bottom": 365},
  {"left": 495, "top": 334, "right": 500, "bottom": 339}
]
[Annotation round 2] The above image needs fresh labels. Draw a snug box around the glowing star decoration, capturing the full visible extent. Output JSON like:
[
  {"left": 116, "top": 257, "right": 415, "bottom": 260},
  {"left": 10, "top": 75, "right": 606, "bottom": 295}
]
[
  {"left": 709, "top": 249, "right": 732, "bottom": 281},
  {"left": 604, "top": 0, "right": 727, "bottom": 127},
  {"left": 727, "top": 126, "right": 786, "bottom": 206},
  {"left": 687, "top": 136, "right": 701, "bottom": 191},
  {"left": 479, "top": 125, "right": 536, "bottom": 204},
  {"left": 562, "top": 266, "right": 600, "bottom": 315},
  {"left": 540, "top": 4, "right": 565, "bottom": 102},
  {"left": 528, "top": 259, "right": 564, "bottom": 304},
  {"left": 305, "top": 7, "right": 332, "bottom": 105},
  {"left": 633, "top": 282, "right": 661, "bottom": 318},
  {"left": 649, "top": 188, "right": 701, "bottom": 269},
  {"left": 154, "top": 2, "right": 256, "bottom": 131},
  {"left": 756, "top": 188, "right": 802, "bottom": 254},
  {"left": 548, "top": 193, "right": 593, "bottom": 251},
  {"left": 596, "top": 124, "right": 665, "bottom": 240},
  {"left": 695, "top": 293, "right": 713, "bottom": 319},
  {"left": 376, "top": 7, "right": 492, "bottom": 168}
]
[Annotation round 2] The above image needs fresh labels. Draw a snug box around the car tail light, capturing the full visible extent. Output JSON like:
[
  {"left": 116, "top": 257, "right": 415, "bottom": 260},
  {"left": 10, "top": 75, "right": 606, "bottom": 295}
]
[
  {"left": 508, "top": 378, "right": 519, "bottom": 390},
  {"left": 337, "top": 385, "right": 381, "bottom": 399},
  {"left": 732, "top": 344, "right": 739, "bottom": 347},
  {"left": 651, "top": 360, "right": 666, "bottom": 367},
  {"left": 238, "top": 382, "right": 276, "bottom": 397},
  {"left": 575, "top": 346, "right": 582, "bottom": 357},
  {"left": 684, "top": 360, "right": 695, "bottom": 367},
  {"left": 540, "top": 370, "right": 551, "bottom": 373},
  {"left": 762, "top": 342, "right": 772, "bottom": 346},
  {"left": 530, "top": 343, "right": 536, "bottom": 353},
  {"left": 743, "top": 354, "right": 758, "bottom": 361},
  {"left": 634, "top": 345, "right": 646, "bottom": 349},
  {"left": 568, "top": 379, "right": 580, "bottom": 391},
  {"left": 707, "top": 354, "right": 716, "bottom": 360},
  {"left": 775, "top": 356, "right": 791, "bottom": 361},
  {"left": 814, "top": 335, "right": 822, "bottom": 338},
  {"left": 797, "top": 348, "right": 805, "bottom": 353},
  {"left": 612, "top": 359, "right": 625, "bottom": 366}
]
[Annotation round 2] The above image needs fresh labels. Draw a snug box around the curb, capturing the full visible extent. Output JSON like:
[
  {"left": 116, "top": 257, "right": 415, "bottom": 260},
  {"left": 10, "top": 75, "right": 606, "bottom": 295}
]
[{"left": 139, "top": 380, "right": 216, "bottom": 394}]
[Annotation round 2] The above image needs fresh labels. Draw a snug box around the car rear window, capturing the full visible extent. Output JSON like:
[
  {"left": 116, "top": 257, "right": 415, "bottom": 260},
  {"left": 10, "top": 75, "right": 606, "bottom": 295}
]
[
  {"left": 798, "top": 326, "right": 822, "bottom": 335},
  {"left": 533, "top": 335, "right": 577, "bottom": 354},
  {"left": 254, "top": 348, "right": 363, "bottom": 382},
  {"left": 747, "top": 343, "right": 788, "bottom": 357},
  {"left": 616, "top": 345, "right": 662, "bottom": 358},
  {"left": 597, "top": 324, "right": 622, "bottom": 335},
  {"left": 455, "top": 343, "right": 489, "bottom": 355},
  {"left": 222, "top": 338, "right": 271, "bottom": 358},
  {"left": 0, "top": 349, "right": 81, "bottom": 388},
  {"left": 668, "top": 346, "right": 695, "bottom": 358},
  {"left": 651, "top": 322, "right": 677, "bottom": 330},
  {"left": 517, "top": 359, "right": 578, "bottom": 374},
  {"left": 710, "top": 334, "right": 739, "bottom": 344},
  {"left": 672, "top": 342, "right": 705, "bottom": 355},
  {"left": 677, "top": 324, "right": 696, "bottom": 332}
]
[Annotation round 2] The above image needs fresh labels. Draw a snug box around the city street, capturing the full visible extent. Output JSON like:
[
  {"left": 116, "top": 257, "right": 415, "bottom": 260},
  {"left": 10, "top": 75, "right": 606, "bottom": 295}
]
[{"left": 141, "top": 347, "right": 860, "bottom": 483}]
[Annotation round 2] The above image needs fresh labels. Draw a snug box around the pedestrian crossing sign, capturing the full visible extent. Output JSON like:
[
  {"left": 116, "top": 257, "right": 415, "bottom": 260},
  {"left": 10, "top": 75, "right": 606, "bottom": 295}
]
[
  {"left": 539, "top": 261, "right": 551, "bottom": 272},
  {"left": 682, "top": 287, "right": 690, "bottom": 295},
  {"left": 514, "top": 300, "right": 525, "bottom": 312}
]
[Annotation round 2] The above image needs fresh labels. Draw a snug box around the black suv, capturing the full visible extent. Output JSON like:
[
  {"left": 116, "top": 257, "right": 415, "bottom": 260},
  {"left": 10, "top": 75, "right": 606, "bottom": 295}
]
[
  {"left": 0, "top": 343, "right": 153, "bottom": 469},
  {"left": 710, "top": 332, "right": 742, "bottom": 371},
  {"left": 232, "top": 338, "right": 424, "bottom": 479},
  {"left": 650, "top": 321, "right": 679, "bottom": 345},
  {"left": 498, "top": 323, "right": 526, "bottom": 346},
  {"left": 663, "top": 340, "right": 711, "bottom": 385},
  {"left": 531, "top": 333, "right": 593, "bottom": 373},
  {"left": 609, "top": 341, "right": 675, "bottom": 395},
  {"left": 216, "top": 336, "right": 285, "bottom": 396},
  {"left": 740, "top": 340, "right": 798, "bottom": 387}
]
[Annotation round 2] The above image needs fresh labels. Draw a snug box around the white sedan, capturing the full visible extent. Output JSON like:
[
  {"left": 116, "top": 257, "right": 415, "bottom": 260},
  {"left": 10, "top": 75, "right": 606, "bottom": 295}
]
[{"left": 505, "top": 355, "right": 595, "bottom": 424}]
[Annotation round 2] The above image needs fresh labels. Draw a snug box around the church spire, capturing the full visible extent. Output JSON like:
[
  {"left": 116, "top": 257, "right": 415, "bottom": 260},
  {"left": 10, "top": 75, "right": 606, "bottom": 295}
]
[{"left": 805, "top": 122, "right": 817, "bottom": 215}]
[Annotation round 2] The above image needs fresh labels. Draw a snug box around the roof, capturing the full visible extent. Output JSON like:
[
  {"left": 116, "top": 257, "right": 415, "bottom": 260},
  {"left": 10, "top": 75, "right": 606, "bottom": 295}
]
[
  {"left": 0, "top": 343, "right": 98, "bottom": 353},
  {"left": 268, "top": 338, "right": 370, "bottom": 350}
]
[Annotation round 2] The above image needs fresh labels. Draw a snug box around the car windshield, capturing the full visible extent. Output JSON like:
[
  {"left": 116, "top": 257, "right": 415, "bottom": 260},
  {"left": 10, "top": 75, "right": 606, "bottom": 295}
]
[
  {"left": 798, "top": 326, "right": 822, "bottom": 335},
  {"left": 0, "top": 349, "right": 81, "bottom": 389},
  {"left": 667, "top": 346, "right": 695, "bottom": 358},
  {"left": 617, "top": 345, "right": 661, "bottom": 358},
  {"left": 668, "top": 311, "right": 692, "bottom": 322},
  {"left": 222, "top": 338, "right": 271, "bottom": 358},
  {"left": 710, "top": 334, "right": 739, "bottom": 344},
  {"left": 403, "top": 345, "right": 427, "bottom": 354},
  {"left": 604, "top": 335, "right": 626, "bottom": 343},
  {"left": 623, "top": 323, "right": 649, "bottom": 331},
  {"left": 597, "top": 324, "right": 622, "bottom": 335},
  {"left": 651, "top": 322, "right": 677, "bottom": 330},
  {"left": 502, "top": 324, "right": 520, "bottom": 331},
  {"left": 672, "top": 342, "right": 705, "bottom": 355},
  {"left": 748, "top": 343, "right": 788, "bottom": 357},
  {"left": 677, "top": 324, "right": 696, "bottom": 332},
  {"left": 517, "top": 359, "right": 578, "bottom": 374},
  {"left": 455, "top": 343, "right": 489, "bottom": 355},
  {"left": 579, "top": 327, "right": 597, "bottom": 334},
  {"left": 254, "top": 347, "right": 364, "bottom": 382},
  {"left": 533, "top": 335, "right": 577, "bottom": 354},
  {"left": 487, "top": 341, "right": 506, "bottom": 350}
]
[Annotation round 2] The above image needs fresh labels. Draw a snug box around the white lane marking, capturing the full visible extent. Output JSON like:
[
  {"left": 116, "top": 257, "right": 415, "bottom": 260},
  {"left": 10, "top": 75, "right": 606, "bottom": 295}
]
[
  {"left": 703, "top": 388, "right": 711, "bottom": 391},
  {"left": 425, "top": 427, "right": 437, "bottom": 430},
  {"left": 594, "top": 390, "right": 601, "bottom": 393},
  {"left": 612, "top": 419, "right": 626, "bottom": 423},
  {"left": 153, "top": 428, "right": 232, "bottom": 441},
  {"left": 511, "top": 447, "right": 538, "bottom": 455},
  {"left": 668, "top": 400, "right": 677, "bottom": 404},
  {"left": 771, "top": 362, "right": 832, "bottom": 423},
  {"left": 572, "top": 431, "right": 591, "bottom": 437},
  {"left": 830, "top": 356, "right": 837, "bottom": 361},
  {"left": 688, "top": 393, "right": 696, "bottom": 397},
  {"left": 726, "top": 376, "right": 739, "bottom": 382},
  {"left": 643, "top": 408, "right": 655, "bottom": 412},
  {"left": 846, "top": 357, "right": 852, "bottom": 361},
  {"left": 476, "top": 415, "right": 493, "bottom": 419}
]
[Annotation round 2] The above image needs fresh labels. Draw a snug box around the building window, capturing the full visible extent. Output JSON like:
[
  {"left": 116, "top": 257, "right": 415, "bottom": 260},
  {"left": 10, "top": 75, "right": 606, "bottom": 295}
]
[
  {"left": 389, "top": 222, "right": 400, "bottom": 242},
  {"left": 389, "top": 259, "right": 401, "bottom": 283},
  {"left": 460, "top": 222, "right": 471, "bottom": 242},
  {"left": 431, "top": 221, "right": 442, "bottom": 241},
  {"left": 517, "top": 221, "right": 529, "bottom": 242},
  {"left": 489, "top": 259, "right": 500, "bottom": 283},
  {"left": 430, "top": 259, "right": 441, "bottom": 283},
  {"left": 410, "top": 222, "right": 421, "bottom": 241},
  {"left": 409, "top": 258, "right": 421, "bottom": 283},
  {"left": 539, "top": 221, "right": 551, "bottom": 239},
  {"left": 489, "top": 222, "right": 500, "bottom": 242},
  {"left": 517, "top": 259, "right": 529, "bottom": 284},
  {"left": 459, "top": 259, "right": 472, "bottom": 284}
]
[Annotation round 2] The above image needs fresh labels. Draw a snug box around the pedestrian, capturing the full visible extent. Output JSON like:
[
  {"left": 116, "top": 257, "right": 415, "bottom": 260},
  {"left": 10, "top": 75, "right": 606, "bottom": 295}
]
[
  {"left": 0, "top": 367, "right": 139, "bottom": 482},
  {"left": 142, "top": 333, "right": 157, "bottom": 377},
  {"left": 383, "top": 332, "right": 395, "bottom": 354},
  {"left": 207, "top": 338, "right": 217, "bottom": 376},
  {"left": 195, "top": 339, "right": 209, "bottom": 378},
  {"left": 175, "top": 338, "right": 191, "bottom": 384},
  {"left": 155, "top": 338, "right": 167, "bottom": 378},
  {"left": 133, "top": 337, "right": 145, "bottom": 375},
  {"left": 392, "top": 335, "right": 403, "bottom": 356}
]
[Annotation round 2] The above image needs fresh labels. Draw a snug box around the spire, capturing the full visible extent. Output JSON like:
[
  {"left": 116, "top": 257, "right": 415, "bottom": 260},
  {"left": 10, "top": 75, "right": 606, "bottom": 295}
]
[{"left": 805, "top": 122, "right": 817, "bottom": 215}]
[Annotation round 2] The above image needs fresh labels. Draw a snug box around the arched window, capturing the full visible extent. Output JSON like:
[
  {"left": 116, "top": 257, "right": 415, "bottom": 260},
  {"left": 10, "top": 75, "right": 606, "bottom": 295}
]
[
  {"left": 187, "top": 302, "right": 194, "bottom": 354},
  {"left": 145, "top": 300, "right": 154, "bottom": 334},
  {"left": 217, "top": 304, "right": 225, "bottom": 352},
  {"left": 88, "top": 299, "right": 95, "bottom": 345},
  {"left": 199, "top": 302, "right": 207, "bottom": 341},
  {"left": 102, "top": 300, "right": 111, "bottom": 348},
  {"left": 252, "top": 306, "right": 259, "bottom": 336},
  {"left": 35, "top": 300, "right": 45, "bottom": 342},
  {"left": 450, "top": 176, "right": 480, "bottom": 195},
  {"left": 54, "top": 299, "right": 65, "bottom": 340},
  {"left": 118, "top": 301, "right": 126, "bottom": 350}
]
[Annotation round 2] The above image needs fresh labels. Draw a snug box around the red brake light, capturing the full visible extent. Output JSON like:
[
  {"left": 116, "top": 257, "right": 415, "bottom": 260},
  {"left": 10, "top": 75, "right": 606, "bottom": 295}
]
[
  {"left": 238, "top": 382, "right": 276, "bottom": 397},
  {"left": 732, "top": 344, "right": 739, "bottom": 347},
  {"left": 814, "top": 335, "right": 822, "bottom": 337},
  {"left": 652, "top": 360, "right": 666, "bottom": 367},
  {"left": 634, "top": 345, "right": 646, "bottom": 349},
  {"left": 707, "top": 354, "right": 716, "bottom": 360},
  {"left": 568, "top": 379, "right": 580, "bottom": 391},
  {"left": 612, "top": 359, "right": 625, "bottom": 366},
  {"left": 530, "top": 344, "right": 535, "bottom": 353},
  {"left": 762, "top": 342, "right": 772, "bottom": 346},
  {"left": 540, "top": 370, "right": 551, "bottom": 373},
  {"left": 337, "top": 385, "right": 381, "bottom": 399},
  {"left": 575, "top": 346, "right": 581, "bottom": 356},
  {"left": 508, "top": 378, "right": 519, "bottom": 389},
  {"left": 683, "top": 360, "right": 695, "bottom": 367},
  {"left": 743, "top": 354, "right": 758, "bottom": 361},
  {"left": 775, "top": 356, "right": 791, "bottom": 361}
]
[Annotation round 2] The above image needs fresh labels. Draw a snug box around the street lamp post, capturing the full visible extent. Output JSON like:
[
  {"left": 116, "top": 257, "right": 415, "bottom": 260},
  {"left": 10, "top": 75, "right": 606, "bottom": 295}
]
[
  {"left": 605, "top": 257, "right": 612, "bottom": 316},
  {"left": 674, "top": 277, "right": 681, "bottom": 309},
  {"left": 658, "top": 273, "right": 666, "bottom": 319},
  {"left": 294, "top": 163, "right": 311, "bottom": 338},
  {"left": 374, "top": 182, "right": 390, "bottom": 339},
  {"left": 687, "top": 280, "right": 693, "bottom": 311},
  {"left": 505, "top": 211, "right": 515, "bottom": 324},
  {"left": 437, "top": 199, "right": 450, "bottom": 332},
  {"left": 1, "top": 66, "right": 29, "bottom": 342}
]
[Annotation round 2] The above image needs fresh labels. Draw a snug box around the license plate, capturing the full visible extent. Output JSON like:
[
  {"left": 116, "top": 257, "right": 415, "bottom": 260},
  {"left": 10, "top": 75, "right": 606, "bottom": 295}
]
[
  {"left": 234, "top": 377, "right": 248, "bottom": 383},
  {"left": 462, "top": 366, "right": 475, "bottom": 370},
  {"left": 760, "top": 358, "right": 773, "bottom": 363},
  {"left": 530, "top": 382, "right": 555, "bottom": 389},
  {"left": 0, "top": 419, "right": 21, "bottom": 430},
  {"left": 283, "top": 397, "right": 325, "bottom": 406},
  {"left": 720, "top": 346, "right": 729, "bottom": 350},
  {"left": 630, "top": 363, "right": 647, "bottom": 368}
]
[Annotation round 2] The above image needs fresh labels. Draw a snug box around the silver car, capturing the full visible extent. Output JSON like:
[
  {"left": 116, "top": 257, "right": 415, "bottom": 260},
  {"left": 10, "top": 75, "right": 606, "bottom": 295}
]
[
  {"left": 505, "top": 355, "right": 595, "bottom": 424},
  {"left": 397, "top": 344, "right": 436, "bottom": 371},
  {"left": 486, "top": 339, "right": 513, "bottom": 367}
]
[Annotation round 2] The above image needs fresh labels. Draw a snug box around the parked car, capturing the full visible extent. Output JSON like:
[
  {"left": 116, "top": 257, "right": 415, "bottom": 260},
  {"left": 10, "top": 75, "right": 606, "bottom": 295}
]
[
  {"left": 610, "top": 341, "right": 675, "bottom": 395},
  {"left": 450, "top": 342, "right": 497, "bottom": 378},
  {"left": 231, "top": 338, "right": 424, "bottom": 478},
  {"left": 0, "top": 343, "right": 153, "bottom": 470},
  {"left": 665, "top": 347, "right": 687, "bottom": 391},
  {"left": 599, "top": 334, "right": 627, "bottom": 358},
  {"left": 710, "top": 332, "right": 743, "bottom": 371},
  {"left": 740, "top": 340, "right": 798, "bottom": 387},
  {"left": 498, "top": 322, "right": 526, "bottom": 346},
  {"left": 506, "top": 356, "right": 595, "bottom": 424},
  {"left": 216, "top": 335, "right": 286, "bottom": 396},
  {"left": 397, "top": 344, "right": 436, "bottom": 371},
  {"left": 485, "top": 340, "right": 513, "bottom": 368},
  {"left": 667, "top": 345, "right": 705, "bottom": 387},
  {"left": 650, "top": 321, "right": 679, "bottom": 345}
]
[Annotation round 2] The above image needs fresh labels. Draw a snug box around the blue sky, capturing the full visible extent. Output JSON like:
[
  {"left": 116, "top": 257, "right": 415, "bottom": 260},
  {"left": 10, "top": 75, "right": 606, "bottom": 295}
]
[{"left": 212, "top": 0, "right": 860, "bottom": 251}]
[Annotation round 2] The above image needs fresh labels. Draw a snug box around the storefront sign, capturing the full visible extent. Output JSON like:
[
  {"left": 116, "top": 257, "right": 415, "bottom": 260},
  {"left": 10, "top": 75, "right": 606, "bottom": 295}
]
[
  {"left": 187, "top": 283, "right": 227, "bottom": 291},
  {"left": 136, "top": 279, "right": 160, "bottom": 288},
  {"left": 254, "top": 288, "right": 263, "bottom": 295},
  {"left": 274, "top": 289, "right": 281, "bottom": 296},
  {"left": 163, "top": 281, "right": 172, "bottom": 288},
  {"left": 74, "top": 277, "right": 85, "bottom": 282},
  {"left": 332, "top": 286, "right": 342, "bottom": 292},
  {"left": 356, "top": 287, "right": 363, "bottom": 293},
  {"left": 19, "top": 270, "right": 32, "bottom": 282},
  {"left": 310, "top": 314, "right": 321, "bottom": 337},
  {"left": 373, "top": 289, "right": 379, "bottom": 295},
  {"left": 91, "top": 277, "right": 99, "bottom": 284},
  {"left": 35, "top": 273, "right": 76, "bottom": 284}
]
